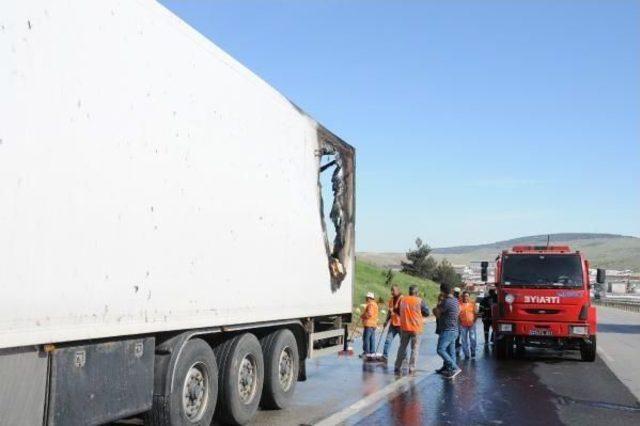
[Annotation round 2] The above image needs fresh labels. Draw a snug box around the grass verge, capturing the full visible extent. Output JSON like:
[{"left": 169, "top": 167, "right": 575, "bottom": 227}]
[{"left": 353, "top": 259, "right": 440, "bottom": 325}]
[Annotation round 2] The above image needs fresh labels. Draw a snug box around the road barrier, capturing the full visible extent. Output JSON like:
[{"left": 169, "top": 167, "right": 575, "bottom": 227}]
[{"left": 593, "top": 299, "right": 640, "bottom": 313}]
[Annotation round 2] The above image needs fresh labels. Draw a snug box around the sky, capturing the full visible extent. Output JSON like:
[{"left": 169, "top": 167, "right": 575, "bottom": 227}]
[{"left": 160, "top": 0, "right": 640, "bottom": 251}]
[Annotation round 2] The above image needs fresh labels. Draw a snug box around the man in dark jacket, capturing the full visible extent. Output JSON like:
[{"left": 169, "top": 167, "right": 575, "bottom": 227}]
[
  {"left": 434, "top": 283, "right": 461, "bottom": 379},
  {"left": 479, "top": 289, "right": 497, "bottom": 345}
]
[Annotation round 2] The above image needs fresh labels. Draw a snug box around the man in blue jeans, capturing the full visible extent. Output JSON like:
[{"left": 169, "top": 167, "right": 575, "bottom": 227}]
[
  {"left": 434, "top": 283, "right": 461, "bottom": 379},
  {"left": 359, "top": 292, "right": 378, "bottom": 357},
  {"left": 381, "top": 285, "right": 403, "bottom": 362}
]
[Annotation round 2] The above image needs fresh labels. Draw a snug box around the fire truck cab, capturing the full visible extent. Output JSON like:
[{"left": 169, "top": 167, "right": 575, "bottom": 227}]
[{"left": 484, "top": 245, "right": 605, "bottom": 362}]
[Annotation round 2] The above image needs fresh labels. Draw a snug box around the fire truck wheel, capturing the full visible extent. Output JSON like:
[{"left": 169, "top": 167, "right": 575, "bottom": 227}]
[
  {"left": 496, "top": 337, "right": 507, "bottom": 359},
  {"left": 515, "top": 340, "right": 525, "bottom": 358},
  {"left": 496, "top": 336, "right": 513, "bottom": 359},
  {"left": 580, "top": 335, "right": 596, "bottom": 362}
]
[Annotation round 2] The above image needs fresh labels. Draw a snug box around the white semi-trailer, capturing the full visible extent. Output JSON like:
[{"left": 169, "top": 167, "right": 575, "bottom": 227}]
[{"left": 0, "top": 1, "right": 355, "bottom": 425}]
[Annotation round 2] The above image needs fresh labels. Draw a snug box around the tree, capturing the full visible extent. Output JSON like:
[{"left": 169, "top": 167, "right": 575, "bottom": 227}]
[
  {"left": 433, "top": 259, "right": 463, "bottom": 287},
  {"left": 401, "top": 238, "right": 437, "bottom": 279},
  {"left": 383, "top": 269, "right": 395, "bottom": 287}
]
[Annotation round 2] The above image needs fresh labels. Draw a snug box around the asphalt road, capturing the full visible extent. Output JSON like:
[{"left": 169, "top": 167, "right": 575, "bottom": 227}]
[
  {"left": 595, "top": 305, "right": 640, "bottom": 401},
  {"left": 117, "top": 307, "right": 640, "bottom": 425},
  {"left": 351, "top": 340, "right": 640, "bottom": 425},
  {"left": 346, "top": 308, "right": 640, "bottom": 426}
]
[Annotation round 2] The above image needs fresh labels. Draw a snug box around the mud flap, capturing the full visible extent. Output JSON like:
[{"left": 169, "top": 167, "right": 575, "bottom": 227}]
[{"left": 0, "top": 346, "right": 48, "bottom": 426}]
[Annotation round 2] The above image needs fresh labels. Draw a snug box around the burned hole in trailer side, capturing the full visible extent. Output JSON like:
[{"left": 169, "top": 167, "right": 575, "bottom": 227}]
[{"left": 317, "top": 134, "right": 355, "bottom": 292}]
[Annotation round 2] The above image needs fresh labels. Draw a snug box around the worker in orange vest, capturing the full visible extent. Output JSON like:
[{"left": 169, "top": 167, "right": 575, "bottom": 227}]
[
  {"left": 459, "top": 291, "right": 477, "bottom": 359},
  {"left": 381, "top": 284, "right": 403, "bottom": 362},
  {"left": 360, "top": 291, "right": 379, "bottom": 357},
  {"left": 394, "top": 285, "right": 430, "bottom": 374}
]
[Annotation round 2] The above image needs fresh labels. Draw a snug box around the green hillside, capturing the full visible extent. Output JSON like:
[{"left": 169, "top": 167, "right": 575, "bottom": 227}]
[
  {"left": 431, "top": 234, "right": 640, "bottom": 270},
  {"left": 359, "top": 233, "right": 640, "bottom": 271},
  {"left": 353, "top": 260, "right": 440, "bottom": 324}
]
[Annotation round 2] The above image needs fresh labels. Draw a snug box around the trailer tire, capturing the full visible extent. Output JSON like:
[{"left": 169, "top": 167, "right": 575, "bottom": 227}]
[
  {"left": 260, "top": 329, "right": 299, "bottom": 410},
  {"left": 147, "top": 338, "right": 218, "bottom": 426},
  {"left": 580, "top": 335, "right": 596, "bottom": 362},
  {"left": 214, "top": 333, "right": 264, "bottom": 425}
]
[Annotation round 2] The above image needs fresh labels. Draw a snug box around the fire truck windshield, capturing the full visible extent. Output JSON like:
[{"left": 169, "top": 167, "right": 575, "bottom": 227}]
[{"left": 502, "top": 254, "right": 584, "bottom": 287}]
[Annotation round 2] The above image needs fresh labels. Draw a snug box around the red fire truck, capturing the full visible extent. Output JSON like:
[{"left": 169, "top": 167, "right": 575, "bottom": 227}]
[{"left": 482, "top": 245, "right": 605, "bottom": 361}]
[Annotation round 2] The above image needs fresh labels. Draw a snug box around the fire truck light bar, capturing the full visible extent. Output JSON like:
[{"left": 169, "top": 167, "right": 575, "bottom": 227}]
[{"left": 511, "top": 245, "right": 572, "bottom": 253}]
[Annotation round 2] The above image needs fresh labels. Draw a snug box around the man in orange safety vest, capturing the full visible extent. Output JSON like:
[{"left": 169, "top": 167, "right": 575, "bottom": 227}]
[
  {"left": 459, "top": 291, "right": 477, "bottom": 359},
  {"left": 381, "top": 284, "right": 403, "bottom": 362},
  {"left": 360, "top": 291, "right": 379, "bottom": 357},
  {"left": 394, "top": 285, "right": 430, "bottom": 374}
]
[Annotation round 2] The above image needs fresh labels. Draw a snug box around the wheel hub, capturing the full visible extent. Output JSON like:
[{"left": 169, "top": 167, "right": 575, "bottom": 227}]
[
  {"left": 182, "top": 363, "right": 209, "bottom": 422},
  {"left": 238, "top": 354, "right": 258, "bottom": 404},
  {"left": 278, "top": 346, "right": 294, "bottom": 391}
]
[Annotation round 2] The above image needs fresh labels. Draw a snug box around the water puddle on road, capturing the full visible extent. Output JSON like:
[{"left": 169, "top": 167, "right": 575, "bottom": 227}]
[{"left": 556, "top": 395, "right": 640, "bottom": 413}]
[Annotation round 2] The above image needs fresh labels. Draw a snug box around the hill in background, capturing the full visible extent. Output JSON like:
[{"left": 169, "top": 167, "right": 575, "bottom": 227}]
[
  {"left": 359, "top": 233, "right": 640, "bottom": 271},
  {"left": 353, "top": 260, "right": 439, "bottom": 322}
]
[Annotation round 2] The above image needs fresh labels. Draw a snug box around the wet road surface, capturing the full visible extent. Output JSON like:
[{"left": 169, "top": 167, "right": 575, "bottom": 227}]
[
  {"left": 350, "top": 344, "right": 640, "bottom": 425},
  {"left": 348, "top": 320, "right": 640, "bottom": 426},
  {"left": 595, "top": 306, "right": 640, "bottom": 400},
  {"left": 256, "top": 318, "right": 640, "bottom": 425},
  {"left": 117, "top": 309, "right": 640, "bottom": 425}
]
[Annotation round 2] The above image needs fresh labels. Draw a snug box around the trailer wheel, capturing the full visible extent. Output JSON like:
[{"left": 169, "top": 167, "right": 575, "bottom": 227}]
[
  {"left": 580, "top": 335, "right": 596, "bottom": 362},
  {"left": 214, "top": 333, "right": 264, "bottom": 425},
  {"left": 147, "top": 338, "right": 218, "bottom": 426},
  {"left": 260, "top": 329, "right": 299, "bottom": 410}
]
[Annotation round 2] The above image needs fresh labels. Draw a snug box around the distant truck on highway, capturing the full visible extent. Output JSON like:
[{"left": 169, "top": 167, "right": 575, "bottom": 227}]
[
  {"left": 0, "top": 1, "right": 354, "bottom": 425},
  {"left": 481, "top": 245, "right": 605, "bottom": 362}
]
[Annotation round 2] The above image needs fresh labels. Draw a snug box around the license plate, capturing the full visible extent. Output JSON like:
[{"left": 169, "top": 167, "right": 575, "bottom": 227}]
[{"left": 530, "top": 329, "right": 552, "bottom": 336}]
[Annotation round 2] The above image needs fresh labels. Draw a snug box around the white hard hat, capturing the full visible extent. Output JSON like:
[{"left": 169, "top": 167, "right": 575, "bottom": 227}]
[
  {"left": 366, "top": 291, "right": 375, "bottom": 299},
  {"left": 454, "top": 287, "right": 461, "bottom": 293}
]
